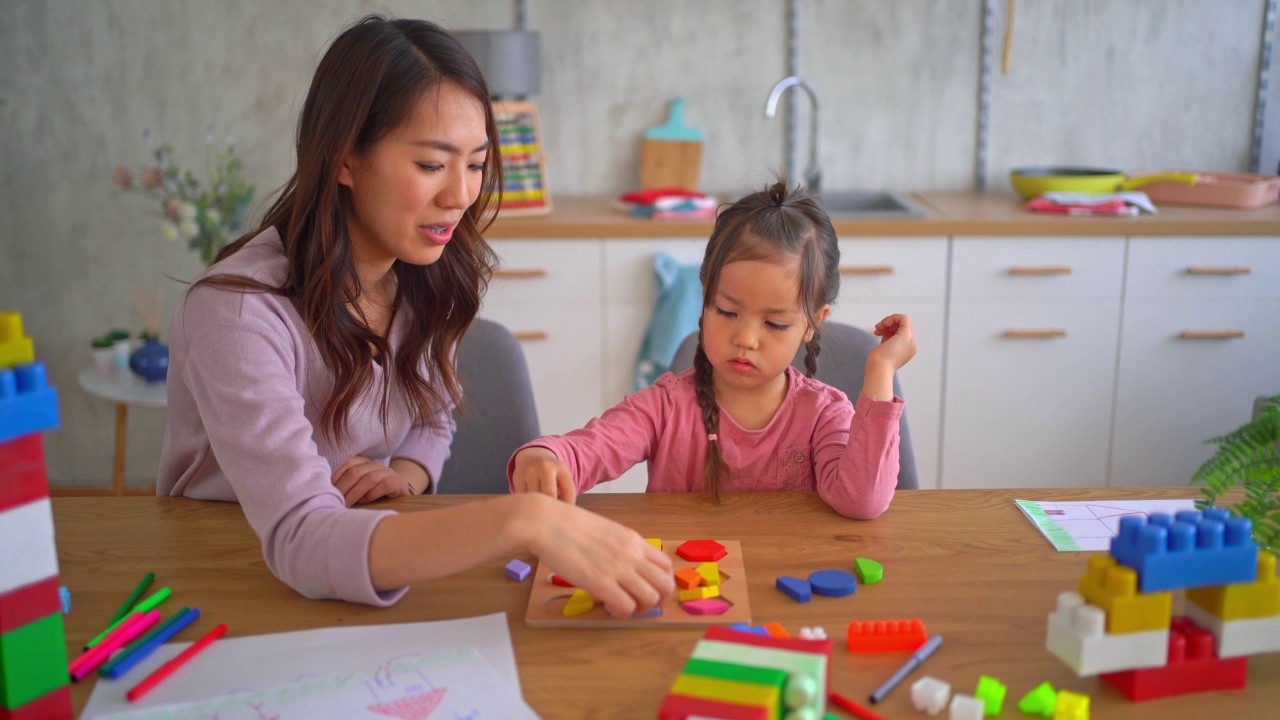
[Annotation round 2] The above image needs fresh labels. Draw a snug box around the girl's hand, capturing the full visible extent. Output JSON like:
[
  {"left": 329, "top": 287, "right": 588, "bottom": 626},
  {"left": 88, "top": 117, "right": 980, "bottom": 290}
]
[
  {"left": 511, "top": 447, "right": 578, "bottom": 504},
  {"left": 332, "top": 456, "right": 417, "bottom": 506},
  {"left": 869, "top": 313, "right": 917, "bottom": 372}
]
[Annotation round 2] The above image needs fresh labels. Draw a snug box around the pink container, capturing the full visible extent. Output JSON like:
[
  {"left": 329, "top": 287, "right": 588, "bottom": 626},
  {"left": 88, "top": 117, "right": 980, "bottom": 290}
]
[{"left": 1135, "top": 170, "right": 1280, "bottom": 209}]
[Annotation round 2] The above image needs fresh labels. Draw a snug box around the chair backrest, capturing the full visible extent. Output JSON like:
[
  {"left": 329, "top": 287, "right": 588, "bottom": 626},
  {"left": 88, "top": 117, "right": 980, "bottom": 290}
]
[
  {"left": 669, "top": 321, "right": 919, "bottom": 490},
  {"left": 438, "top": 318, "right": 539, "bottom": 494}
]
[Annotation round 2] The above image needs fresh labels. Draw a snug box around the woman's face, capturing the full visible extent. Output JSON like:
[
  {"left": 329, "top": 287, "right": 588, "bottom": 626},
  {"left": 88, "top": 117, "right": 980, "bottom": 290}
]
[{"left": 339, "top": 80, "right": 489, "bottom": 271}]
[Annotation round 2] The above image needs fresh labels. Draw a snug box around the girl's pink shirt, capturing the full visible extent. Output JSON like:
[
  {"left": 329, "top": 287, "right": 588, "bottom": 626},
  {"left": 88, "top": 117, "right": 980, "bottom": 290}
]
[{"left": 508, "top": 366, "right": 902, "bottom": 519}]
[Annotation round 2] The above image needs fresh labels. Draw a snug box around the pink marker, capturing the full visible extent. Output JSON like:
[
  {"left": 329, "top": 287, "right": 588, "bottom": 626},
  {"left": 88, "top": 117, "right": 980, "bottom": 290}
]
[{"left": 70, "top": 610, "right": 161, "bottom": 682}]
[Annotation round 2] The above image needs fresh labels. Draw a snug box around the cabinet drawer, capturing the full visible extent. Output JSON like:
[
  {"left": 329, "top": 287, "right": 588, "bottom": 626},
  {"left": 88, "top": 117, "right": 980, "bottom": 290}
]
[
  {"left": 486, "top": 240, "right": 602, "bottom": 305},
  {"left": 1126, "top": 237, "right": 1280, "bottom": 300},
  {"left": 951, "top": 237, "right": 1124, "bottom": 300},
  {"left": 836, "top": 238, "right": 948, "bottom": 301}
]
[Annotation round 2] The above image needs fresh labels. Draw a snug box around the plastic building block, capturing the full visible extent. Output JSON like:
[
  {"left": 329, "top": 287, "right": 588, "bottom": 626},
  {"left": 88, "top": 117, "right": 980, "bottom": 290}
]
[
  {"left": 682, "top": 598, "right": 731, "bottom": 616},
  {"left": 57, "top": 586, "right": 69, "bottom": 615},
  {"left": 910, "top": 675, "right": 951, "bottom": 715},
  {"left": 1045, "top": 591, "right": 1168, "bottom": 676},
  {"left": 658, "top": 692, "right": 770, "bottom": 720},
  {"left": 798, "top": 626, "right": 827, "bottom": 640},
  {"left": 0, "top": 499, "right": 58, "bottom": 596},
  {"left": 562, "top": 588, "right": 595, "bottom": 617},
  {"left": 679, "top": 585, "right": 720, "bottom": 602},
  {"left": 854, "top": 557, "right": 883, "bottom": 584},
  {"left": 646, "top": 537, "right": 663, "bottom": 551},
  {"left": 1017, "top": 681, "right": 1056, "bottom": 716},
  {"left": 0, "top": 313, "right": 33, "bottom": 369},
  {"left": 669, "top": 674, "right": 779, "bottom": 711},
  {"left": 0, "top": 435, "right": 47, "bottom": 512},
  {"left": 0, "top": 685, "right": 72, "bottom": 720},
  {"left": 776, "top": 576, "right": 811, "bottom": 603},
  {"left": 808, "top": 569, "right": 857, "bottom": 597},
  {"left": 761, "top": 622, "right": 789, "bottom": 639},
  {"left": 1076, "top": 554, "right": 1172, "bottom": 634},
  {"left": 676, "top": 540, "right": 727, "bottom": 562},
  {"left": 675, "top": 567, "right": 704, "bottom": 589},
  {"left": 1110, "top": 510, "right": 1258, "bottom": 593},
  {"left": 0, "top": 613, "right": 68, "bottom": 710},
  {"left": 683, "top": 657, "right": 787, "bottom": 697},
  {"left": 730, "top": 623, "right": 771, "bottom": 636},
  {"left": 948, "top": 693, "right": 985, "bottom": 720},
  {"left": 548, "top": 573, "right": 574, "bottom": 587},
  {"left": 695, "top": 562, "right": 720, "bottom": 587},
  {"left": 846, "top": 619, "right": 927, "bottom": 653},
  {"left": 1052, "top": 689, "right": 1089, "bottom": 720},
  {"left": 0, "top": 363, "right": 60, "bottom": 444},
  {"left": 973, "top": 675, "right": 1005, "bottom": 716},
  {"left": 693, "top": 631, "right": 829, "bottom": 719},
  {"left": 1185, "top": 550, "right": 1280, "bottom": 621},
  {"left": 0, "top": 577, "right": 60, "bottom": 633},
  {"left": 1183, "top": 598, "right": 1280, "bottom": 658},
  {"left": 1099, "top": 616, "right": 1247, "bottom": 701},
  {"left": 504, "top": 558, "right": 531, "bottom": 581}
]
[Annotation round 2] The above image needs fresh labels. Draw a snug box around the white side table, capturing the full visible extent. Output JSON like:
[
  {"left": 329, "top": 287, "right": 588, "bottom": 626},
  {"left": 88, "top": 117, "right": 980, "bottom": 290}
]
[{"left": 77, "top": 367, "right": 168, "bottom": 495}]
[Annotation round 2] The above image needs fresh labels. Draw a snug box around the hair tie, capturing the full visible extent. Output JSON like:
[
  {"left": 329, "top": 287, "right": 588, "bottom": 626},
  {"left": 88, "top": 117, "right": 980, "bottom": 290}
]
[{"left": 707, "top": 433, "right": 718, "bottom": 442}]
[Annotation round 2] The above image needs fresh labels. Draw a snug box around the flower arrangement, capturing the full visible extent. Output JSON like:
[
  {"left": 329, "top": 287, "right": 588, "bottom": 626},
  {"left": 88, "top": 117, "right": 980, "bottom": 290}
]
[{"left": 113, "top": 129, "right": 256, "bottom": 266}]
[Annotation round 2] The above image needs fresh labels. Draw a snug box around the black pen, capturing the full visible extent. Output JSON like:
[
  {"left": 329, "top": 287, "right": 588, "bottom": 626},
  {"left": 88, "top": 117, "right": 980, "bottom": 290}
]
[{"left": 869, "top": 634, "right": 943, "bottom": 704}]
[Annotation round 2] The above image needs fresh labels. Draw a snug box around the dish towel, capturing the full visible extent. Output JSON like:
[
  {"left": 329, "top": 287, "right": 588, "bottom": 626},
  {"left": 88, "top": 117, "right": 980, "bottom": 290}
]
[{"left": 633, "top": 252, "right": 703, "bottom": 390}]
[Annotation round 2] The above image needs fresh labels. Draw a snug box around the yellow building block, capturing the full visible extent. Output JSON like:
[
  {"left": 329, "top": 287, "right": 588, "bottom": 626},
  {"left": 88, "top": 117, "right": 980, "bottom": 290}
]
[
  {"left": 670, "top": 673, "right": 780, "bottom": 712},
  {"left": 563, "top": 588, "right": 596, "bottom": 617},
  {"left": 1186, "top": 551, "right": 1280, "bottom": 621},
  {"left": 696, "top": 562, "right": 720, "bottom": 587},
  {"left": 679, "top": 585, "right": 721, "bottom": 602},
  {"left": 0, "top": 312, "right": 33, "bottom": 370},
  {"left": 1053, "top": 689, "right": 1089, "bottom": 720},
  {"left": 1077, "top": 554, "right": 1171, "bottom": 634},
  {"left": 646, "top": 538, "right": 663, "bottom": 551},
  {"left": 0, "top": 311, "right": 24, "bottom": 341}
]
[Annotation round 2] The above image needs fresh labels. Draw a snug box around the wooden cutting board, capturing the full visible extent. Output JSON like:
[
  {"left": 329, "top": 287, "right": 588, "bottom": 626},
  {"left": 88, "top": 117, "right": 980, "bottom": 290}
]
[{"left": 640, "top": 98, "right": 704, "bottom": 191}]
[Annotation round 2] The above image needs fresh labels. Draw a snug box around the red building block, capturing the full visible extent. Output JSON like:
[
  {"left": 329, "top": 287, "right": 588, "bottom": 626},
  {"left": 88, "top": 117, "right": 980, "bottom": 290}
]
[
  {"left": 658, "top": 692, "right": 770, "bottom": 720},
  {"left": 1100, "top": 616, "right": 1248, "bottom": 701},
  {"left": 846, "top": 619, "right": 929, "bottom": 653},
  {"left": 676, "top": 540, "right": 727, "bottom": 562},
  {"left": 0, "top": 435, "right": 47, "bottom": 512},
  {"left": 0, "top": 577, "right": 61, "bottom": 634},
  {"left": 0, "top": 685, "right": 72, "bottom": 720}
]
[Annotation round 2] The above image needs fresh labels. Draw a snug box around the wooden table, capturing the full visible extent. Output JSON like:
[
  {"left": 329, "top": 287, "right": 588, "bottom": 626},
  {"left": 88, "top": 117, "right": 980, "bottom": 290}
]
[{"left": 54, "top": 488, "right": 1279, "bottom": 719}]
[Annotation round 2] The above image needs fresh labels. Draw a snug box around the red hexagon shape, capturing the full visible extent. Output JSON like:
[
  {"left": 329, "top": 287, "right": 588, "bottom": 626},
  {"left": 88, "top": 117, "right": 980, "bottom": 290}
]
[{"left": 676, "top": 539, "right": 727, "bottom": 562}]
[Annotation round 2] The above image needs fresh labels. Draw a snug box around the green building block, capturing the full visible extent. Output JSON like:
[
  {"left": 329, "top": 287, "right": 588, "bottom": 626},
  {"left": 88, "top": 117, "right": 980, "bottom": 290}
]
[
  {"left": 974, "top": 674, "right": 1007, "bottom": 716},
  {"left": 854, "top": 557, "right": 883, "bottom": 584},
  {"left": 684, "top": 657, "right": 788, "bottom": 692},
  {"left": 1018, "top": 681, "right": 1057, "bottom": 716},
  {"left": 0, "top": 613, "right": 69, "bottom": 710}
]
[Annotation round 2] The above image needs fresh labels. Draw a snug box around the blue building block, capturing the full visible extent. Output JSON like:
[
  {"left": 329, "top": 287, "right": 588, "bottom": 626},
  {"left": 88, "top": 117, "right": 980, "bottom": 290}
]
[
  {"left": 0, "top": 362, "right": 60, "bottom": 443},
  {"left": 59, "top": 586, "right": 71, "bottom": 614},
  {"left": 1110, "top": 509, "right": 1258, "bottom": 593},
  {"left": 729, "top": 623, "right": 770, "bottom": 635},
  {"left": 776, "top": 576, "right": 812, "bottom": 603}
]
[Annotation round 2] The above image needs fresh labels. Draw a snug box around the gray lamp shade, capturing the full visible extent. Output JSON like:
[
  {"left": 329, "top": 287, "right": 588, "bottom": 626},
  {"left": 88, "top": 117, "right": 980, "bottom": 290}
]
[{"left": 453, "top": 30, "right": 541, "bottom": 98}]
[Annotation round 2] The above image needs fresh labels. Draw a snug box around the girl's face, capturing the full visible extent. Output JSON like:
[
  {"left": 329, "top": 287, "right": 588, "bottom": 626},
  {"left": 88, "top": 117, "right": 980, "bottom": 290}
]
[
  {"left": 701, "top": 257, "right": 829, "bottom": 399},
  {"left": 338, "top": 80, "right": 490, "bottom": 273}
]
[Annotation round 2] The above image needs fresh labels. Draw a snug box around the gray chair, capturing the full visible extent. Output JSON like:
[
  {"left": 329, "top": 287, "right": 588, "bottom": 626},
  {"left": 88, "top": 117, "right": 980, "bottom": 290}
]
[
  {"left": 438, "top": 318, "right": 540, "bottom": 494},
  {"left": 669, "top": 321, "right": 919, "bottom": 490}
]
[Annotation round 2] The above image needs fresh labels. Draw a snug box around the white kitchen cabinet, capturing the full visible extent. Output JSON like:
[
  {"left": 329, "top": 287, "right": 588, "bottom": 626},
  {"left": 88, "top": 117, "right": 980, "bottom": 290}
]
[
  {"left": 941, "top": 237, "right": 1125, "bottom": 488},
  {"left": 1110, "top": 237, "right": 1280, "bottom": 487}
]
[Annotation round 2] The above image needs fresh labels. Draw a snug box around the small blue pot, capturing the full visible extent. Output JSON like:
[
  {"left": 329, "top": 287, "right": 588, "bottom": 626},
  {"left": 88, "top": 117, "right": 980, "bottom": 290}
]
[{"left": 129, "top": 336, "right": 169, "bottom": 383}]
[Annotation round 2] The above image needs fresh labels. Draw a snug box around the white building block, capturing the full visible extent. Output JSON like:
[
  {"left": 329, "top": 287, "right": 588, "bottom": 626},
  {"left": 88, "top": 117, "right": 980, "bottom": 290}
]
[
  {"left": 948, "top": 693, "right": 985, "bottom": 720},
  {"left": 798, "top": 626, "right": 827, "bottom": 640},
  {"left": 0, "top": 498, "right": 58, "bottom": 594},
  {"left": 1045, "top": 591, "right": 1168, "bottom": 676},
  {"left": 911, "top": 675, "right": 952, "bottom": 715},
  {"left": 1184, "top": 601, "right": 1280, "bottom": 658}
]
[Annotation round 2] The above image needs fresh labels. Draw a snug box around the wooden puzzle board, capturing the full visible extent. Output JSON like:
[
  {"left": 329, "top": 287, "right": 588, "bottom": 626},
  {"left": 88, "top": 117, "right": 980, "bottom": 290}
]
[{"left": 524, "top": 540, "right": 752, "bottom": 628}]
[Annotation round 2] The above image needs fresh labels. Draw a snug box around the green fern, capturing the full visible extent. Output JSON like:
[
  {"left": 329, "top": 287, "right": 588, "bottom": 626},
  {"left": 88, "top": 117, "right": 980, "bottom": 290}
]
[{"left": 1192, "top": 395, "right": 1280, "bottom": 549}]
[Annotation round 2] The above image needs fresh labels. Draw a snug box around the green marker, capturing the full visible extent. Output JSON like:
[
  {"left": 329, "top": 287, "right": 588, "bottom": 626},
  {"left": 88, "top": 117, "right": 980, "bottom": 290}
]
[
  {"left": 109, "top": 571, "right": 155, "bottom": 624},
  {"left": 85, "top": 586, "right": 171, "bottom": 649}
]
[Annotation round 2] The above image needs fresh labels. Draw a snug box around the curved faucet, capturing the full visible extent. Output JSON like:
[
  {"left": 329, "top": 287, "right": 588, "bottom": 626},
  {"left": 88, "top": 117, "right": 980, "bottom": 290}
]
[{"left": 764, "top": 76, "right": 821, "bottom": 195}]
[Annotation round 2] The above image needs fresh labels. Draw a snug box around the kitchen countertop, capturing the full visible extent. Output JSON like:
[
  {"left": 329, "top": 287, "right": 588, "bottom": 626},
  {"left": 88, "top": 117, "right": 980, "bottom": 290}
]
[{"left": 484, "top": 191, "right": 1280, "bottom": 238}]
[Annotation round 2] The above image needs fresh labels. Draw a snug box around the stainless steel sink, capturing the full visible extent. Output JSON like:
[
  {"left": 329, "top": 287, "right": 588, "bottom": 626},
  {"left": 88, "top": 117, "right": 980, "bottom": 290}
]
[{"left": 816, "top": 191, "right": 927, "bottom": 219}]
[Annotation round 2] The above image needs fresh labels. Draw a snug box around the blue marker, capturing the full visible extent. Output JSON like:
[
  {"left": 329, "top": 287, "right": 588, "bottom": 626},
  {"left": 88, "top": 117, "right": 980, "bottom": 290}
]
[
  {"left": 869, "top": 634, "right": 943, "bottom": 704},
  {"left": 101, "top": 607, "right": 201, "bottom": 680}
]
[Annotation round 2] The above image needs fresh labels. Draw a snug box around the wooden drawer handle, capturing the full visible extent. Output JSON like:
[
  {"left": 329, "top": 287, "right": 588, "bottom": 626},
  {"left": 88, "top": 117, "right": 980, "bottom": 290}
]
[
  {"left": 1185, "top": 266, "right": 1252, "bottom": 276},
  {"left": 839, "top": 265, "right": 894, "bottom": 275},
  {"left": 1179, "top": 330, "right": 1245, "bottom": 340},
  {"left": 493, "top": 268, "right": 549, "bottom": 279},
  {"left": 1009, "top": 266, "right": 1072, "bottom": 276},
  {"left": 514, "top": 330, "right": 549, "bottom": 342},
  {"left": 1003, "top": 329, "right": 1067, "bottom": 339}
]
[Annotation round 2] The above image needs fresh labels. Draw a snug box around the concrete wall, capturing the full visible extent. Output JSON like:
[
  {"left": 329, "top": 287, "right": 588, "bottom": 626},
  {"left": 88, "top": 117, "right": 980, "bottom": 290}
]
[{"left": 0, "top": 0, "right": 1267, "bottom": 487}]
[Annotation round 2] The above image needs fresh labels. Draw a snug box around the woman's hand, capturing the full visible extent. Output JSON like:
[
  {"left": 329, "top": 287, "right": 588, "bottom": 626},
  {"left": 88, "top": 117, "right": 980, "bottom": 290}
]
[
  {"left": 332, "top": 456, "right": 418, "bottom": 506},
  {"left": 511, "top": 447, "right": 577, "bottom": 504}
]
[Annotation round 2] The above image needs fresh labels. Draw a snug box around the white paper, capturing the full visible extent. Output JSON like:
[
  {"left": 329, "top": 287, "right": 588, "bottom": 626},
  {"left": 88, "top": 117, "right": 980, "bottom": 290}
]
[
  {"left": 81, "top": 613, "right": 525, "bottom": 719},
  {"left": 93, "top": 646, "right": 536, "bottom": 720},
  {"left": 1015, "top": 498, "right": 1199, "bottom": 551}
]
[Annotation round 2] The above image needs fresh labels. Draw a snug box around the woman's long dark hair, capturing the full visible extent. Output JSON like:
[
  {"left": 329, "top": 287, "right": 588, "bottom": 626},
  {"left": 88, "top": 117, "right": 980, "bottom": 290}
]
[
  {"left": 193, "top": 15, "right": 501, "bottom": 442},
  {"left": 693, "top": 179, "right": 840, "bottom": 500}
]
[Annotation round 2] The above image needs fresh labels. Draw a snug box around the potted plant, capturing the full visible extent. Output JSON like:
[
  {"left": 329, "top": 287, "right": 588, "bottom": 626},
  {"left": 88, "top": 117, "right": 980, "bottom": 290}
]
[
  {"left": 90, "top": 329, "right": 130, "bottom": 379},
  {"left": 1192, "top": 394, "right": 1280, "bottom": 550}
]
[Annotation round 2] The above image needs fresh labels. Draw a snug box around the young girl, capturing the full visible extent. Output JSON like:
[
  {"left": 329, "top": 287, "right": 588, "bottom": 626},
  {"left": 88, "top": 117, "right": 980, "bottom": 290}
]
[
  {"left": 158, "top": 16, "right": 672, "bottom": 615},
  {"left": 510, "top": 181, "right": 916, "bottom": 518}
]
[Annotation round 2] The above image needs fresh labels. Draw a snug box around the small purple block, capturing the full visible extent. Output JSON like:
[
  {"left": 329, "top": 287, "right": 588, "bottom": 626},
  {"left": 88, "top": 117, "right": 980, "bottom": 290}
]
[
  {"left": 635, "top": 605, "right": 663, "bottom": 618},
  {"left": 504, "top": 558, "right": 532, "bottom": 581}
]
